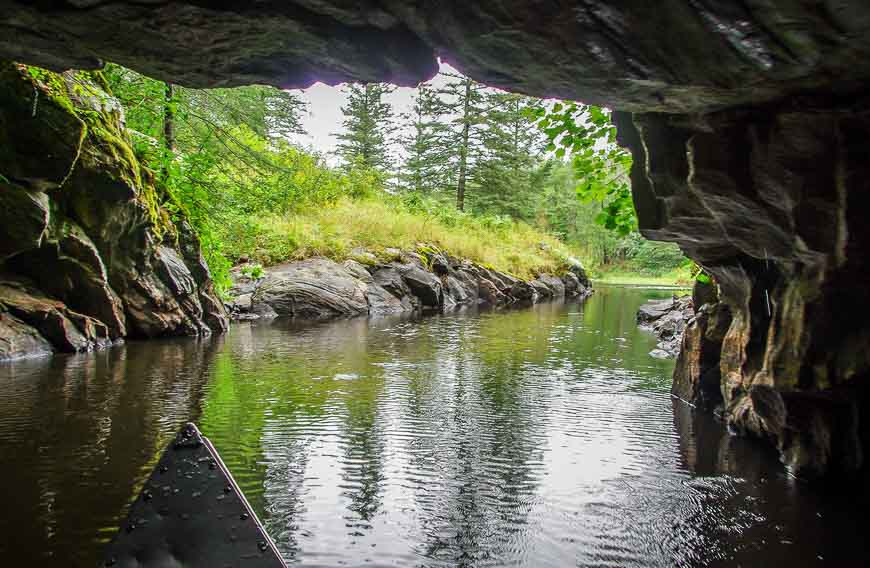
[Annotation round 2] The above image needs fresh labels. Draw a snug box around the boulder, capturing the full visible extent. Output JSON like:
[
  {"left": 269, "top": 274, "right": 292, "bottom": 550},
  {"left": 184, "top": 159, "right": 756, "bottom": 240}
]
[
  {"left": 0, "top": 310, "right": 53, "bottom": 360},
  {"left": 529, "top": 279, "right": 553, "bottom": 298},
  {"left": 561, "top": 273, "right": 581, "bottom": 296},
  {"left": 368, "top": 265, "right": 417, "bottom": 315},
  {"left": 0, "top": 64, "right": 226, "bottom": 355},
  {"left": 673, "top": 302, "right": 732, "bottom": 407},
  {"left": 252, "top": 258, "right": 368, "bottom": 319},
  {"left": 478, "top": 279, "right": 507, "bottom": 306},
  {"left": 537, "top": 274, "right": 566, "bottom": 297},
  {"left": 444, "top": 275, "right": 475, "bottom": 305},
  {"left": 637, "top": 295, "right": 694, "bottom": 358},
  {"left": 394, "top": 263, "right": 443, "bottom": 308},
  {"left": 0, "top": 183, "right": 49, "bottom": 263},
  {"left": 0, "top": 274, "right": 112, "bottom": 353},
  {"left": 365, "top": 282, "right": 414, "bottom": 316},
  {"left": 637, "top": 298, "right": 676, "bottom": 324},
  {"left": 508, "top": 280, "right": 536, "bottom": 302}
]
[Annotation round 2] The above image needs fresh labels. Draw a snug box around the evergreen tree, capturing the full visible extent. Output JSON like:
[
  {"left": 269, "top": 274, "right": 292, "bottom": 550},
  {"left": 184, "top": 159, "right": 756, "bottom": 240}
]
[
  {"left": 437, "top": 73, "right": 488, "bottom": 211},
  {"left": 336, "top": 83, "right": 395, "bottom": 171},
  {"left": 472, "top": 91, "right": 545, "bottom": 219},
  {"left": 399, "top": 82, "right": 453, "bottom": 195}
]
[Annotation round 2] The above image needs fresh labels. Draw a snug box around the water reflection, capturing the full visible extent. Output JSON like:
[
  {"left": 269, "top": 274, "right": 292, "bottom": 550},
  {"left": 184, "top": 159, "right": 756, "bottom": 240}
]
[
  {"left": 0, "top": 336, "right": 221, "bottom": 566},
  {"left": 1, "top": 287, "right": 867, "bottom": 567}
]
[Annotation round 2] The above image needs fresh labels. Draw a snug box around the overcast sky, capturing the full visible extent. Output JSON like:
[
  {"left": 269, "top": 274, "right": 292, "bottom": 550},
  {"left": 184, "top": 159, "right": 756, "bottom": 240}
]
[{"left": 288, "top": 62, "right": 457, "bottom": 161}]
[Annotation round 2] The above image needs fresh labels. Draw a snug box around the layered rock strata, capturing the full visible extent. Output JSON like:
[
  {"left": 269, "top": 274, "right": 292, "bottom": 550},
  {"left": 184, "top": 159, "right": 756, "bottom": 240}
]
[
  {"left": 616, "top": 107, "right": 870, "bottom": 479},
  {"left": 0, "top": 63, "right": 226, "bottom": 361},
  {"left": 226, "top": 252, "right": 592, "bottom": 321}
]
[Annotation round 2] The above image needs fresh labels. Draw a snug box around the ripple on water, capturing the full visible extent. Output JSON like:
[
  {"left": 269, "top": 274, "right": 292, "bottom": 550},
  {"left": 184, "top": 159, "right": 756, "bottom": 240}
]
[{"left": 1, "top": 289, "right": 866, "bottom": 566}]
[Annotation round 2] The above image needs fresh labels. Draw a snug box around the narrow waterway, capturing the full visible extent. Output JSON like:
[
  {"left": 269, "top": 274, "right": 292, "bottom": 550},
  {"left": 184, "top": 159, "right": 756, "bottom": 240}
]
[{"left": 0, "top": 286, "right": 865, "bottom": 566}]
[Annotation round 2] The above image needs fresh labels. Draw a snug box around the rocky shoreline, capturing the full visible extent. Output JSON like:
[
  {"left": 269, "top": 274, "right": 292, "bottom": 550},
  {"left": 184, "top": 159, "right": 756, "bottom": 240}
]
[
  {"left": 637, "top": 295, "right": 693, "bottom": 359},
  {"left": 226, "top": 248, "right": 592, "bottom": 321}
]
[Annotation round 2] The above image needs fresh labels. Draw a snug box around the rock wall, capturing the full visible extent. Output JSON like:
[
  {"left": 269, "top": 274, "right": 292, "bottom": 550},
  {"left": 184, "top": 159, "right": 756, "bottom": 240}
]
[
  {"left": 615, "top": 106, "right": 870, "bottom": 479},
  {"left": 226, "top": 251, "right": 592, "bottom": 321},
  {"left": 0, "top": 63, "right": 226, "bottom": 361}
]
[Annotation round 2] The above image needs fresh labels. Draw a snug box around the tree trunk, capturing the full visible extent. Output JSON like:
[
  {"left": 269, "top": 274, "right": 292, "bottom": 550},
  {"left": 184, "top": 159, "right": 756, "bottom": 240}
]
[
  {"left": 163, "top": 82, "right": 176, "bottom": 154},
  {"left": 456, "top": 80, "right": 472, "bottom": 211}
]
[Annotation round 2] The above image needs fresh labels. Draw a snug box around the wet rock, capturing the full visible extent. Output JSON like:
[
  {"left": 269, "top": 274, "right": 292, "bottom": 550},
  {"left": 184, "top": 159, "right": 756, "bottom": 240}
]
[
  {"left": 672, "top": 302, "right": 732, "bottom": 407},
  {"left": 0, "top": 184, "right": 49, "bottom": 263},
  {"left": 0, "top": 311, "right": 53, "bottom": 360},
  {"left": 617, "top": 104, "right": 870, "bottom": 477},
  {"left": 367, "top": 265, "right": 417, "bottom": 315},
  {"left": 478, "top": 279, "right": 507, "bottom": 306},
  {"left": 561, "top": 273, "right": 580, "bottom": 297},
  {"left": 371, "top": 267, "right": 411, "bottom": 300},
  {"left": 537, "top": 274, "right": 566, "bottom": 298},
  {"left": 566, "top": 259, "right": 591, "bottom": 289},
  {"left": 0, "top": 274, "right": 112, "bottom": 353},
  {"left": 444, "top": 275, "right": 475, "bottom": 305},
  {"left": 252, "top": 258, "right": 368, "bottom": 319},
  {"left": 7, "top": 2, "right": 870, "bottom": 115},
  {"left": 394, "top": 263, "right": 443, "bottom": 308},
  {"left": 637, "top": 295, "right": 694, "bottom": 358},
  {"left": 508, "top": 280, "right": 536, "bottom": 302},
  {"left": 430, "top": 254, "right": 450, "bottom": 277},
  {"left": 529, "top": 279, "right": 553, "bottom": 298}
]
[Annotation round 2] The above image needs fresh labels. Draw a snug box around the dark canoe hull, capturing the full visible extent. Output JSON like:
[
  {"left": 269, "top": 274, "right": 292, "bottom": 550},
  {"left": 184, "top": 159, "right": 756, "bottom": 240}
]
[{"left": 102, "top": 423, "right": 285, "bottom": 567}]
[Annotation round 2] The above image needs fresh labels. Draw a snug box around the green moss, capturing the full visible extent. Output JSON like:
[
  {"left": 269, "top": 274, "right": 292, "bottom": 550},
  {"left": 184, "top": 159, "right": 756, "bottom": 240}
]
[{"left": 19, "top": 63, "right": 178, "bottom": 242}]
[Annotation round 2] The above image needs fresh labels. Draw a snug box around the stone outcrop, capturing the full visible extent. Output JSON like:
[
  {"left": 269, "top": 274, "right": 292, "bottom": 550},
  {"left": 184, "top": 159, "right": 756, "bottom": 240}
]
[
  {"left": 637, "top": 295, "right": 694, "bottom": 359},
  {"left": 0, "top": 63, "right": 226, "bottom": 360},
  {"left": 226, "top": 249, "right": 592, "bottom": 321},
  {"left": 616, "top": 106, "right": 870, "bottom": 479}
]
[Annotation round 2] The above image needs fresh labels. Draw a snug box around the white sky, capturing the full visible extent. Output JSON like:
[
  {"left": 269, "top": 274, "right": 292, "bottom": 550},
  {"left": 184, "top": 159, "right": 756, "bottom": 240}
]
[{"left": 288, "top": 63, "right": 458, "bottom": 162}]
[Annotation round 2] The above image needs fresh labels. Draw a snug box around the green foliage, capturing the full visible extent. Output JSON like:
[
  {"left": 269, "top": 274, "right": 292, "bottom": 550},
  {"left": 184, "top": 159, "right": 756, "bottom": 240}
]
[
  {"left": 104, "top": 64, "right": 314, "bottom": 294},
  {"left": 228, "top": 195, "right": 575, "bottom": 280},
  {"left": 531, "top": 102, "right": 635, "bottom": 235},
  {"left": 98, "top": 62, "right": 684, "bottom": 290},
  {"left": 240, "top": 263, "right": 264, "bottom": 279}
]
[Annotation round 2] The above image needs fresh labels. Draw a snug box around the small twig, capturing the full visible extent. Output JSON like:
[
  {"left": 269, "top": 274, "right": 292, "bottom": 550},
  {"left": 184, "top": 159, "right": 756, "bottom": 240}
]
[{"left": 31, "top": 86, "right": 39, "bottom": 117}]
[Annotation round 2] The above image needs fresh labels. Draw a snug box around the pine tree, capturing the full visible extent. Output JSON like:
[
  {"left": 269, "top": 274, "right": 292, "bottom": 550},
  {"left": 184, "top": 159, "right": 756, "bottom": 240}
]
[
  {"left": 399, "top": 82, "right": 453, "bottom": 195},
  {"left": 472, "top": 91, "right": 546, "bottom": 219},
  {"left": 336, "top": 83, "right": 395, "bottom": 171},
  {"left": 437, "top": 73, "right": 488, "bottom": 211}
]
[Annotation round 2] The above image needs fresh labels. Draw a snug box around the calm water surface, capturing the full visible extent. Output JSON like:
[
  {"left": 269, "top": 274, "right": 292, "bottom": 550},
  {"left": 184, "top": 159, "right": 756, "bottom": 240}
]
[{"left": 1, "top": 286, "right": 866, "bottom": 566}]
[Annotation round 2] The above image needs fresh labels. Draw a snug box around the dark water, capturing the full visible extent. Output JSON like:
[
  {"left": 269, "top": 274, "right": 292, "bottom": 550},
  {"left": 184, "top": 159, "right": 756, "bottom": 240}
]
[{"left": 1, "top": 286, "right": 866, "bottom": 567}]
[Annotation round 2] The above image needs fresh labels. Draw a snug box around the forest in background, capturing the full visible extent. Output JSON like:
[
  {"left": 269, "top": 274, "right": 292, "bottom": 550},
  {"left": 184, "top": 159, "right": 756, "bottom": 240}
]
[{"left": 102, "top": 64, "right": 690, "bottom": 293}]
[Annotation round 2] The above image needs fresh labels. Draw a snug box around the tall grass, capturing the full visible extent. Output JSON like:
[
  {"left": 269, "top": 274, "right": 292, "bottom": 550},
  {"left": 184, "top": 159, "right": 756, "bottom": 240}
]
[{"left": 221, "top": 196, "right": 579, "bottom": 280}]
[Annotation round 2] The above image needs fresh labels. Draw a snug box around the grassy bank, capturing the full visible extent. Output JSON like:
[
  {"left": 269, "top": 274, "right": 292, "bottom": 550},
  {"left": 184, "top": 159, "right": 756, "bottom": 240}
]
[
  {"left": 220, "top": 196, "right": 581, "bottom": 281},
  {"left": 590, "top": 266, "right": 693, "bottom": 287}
]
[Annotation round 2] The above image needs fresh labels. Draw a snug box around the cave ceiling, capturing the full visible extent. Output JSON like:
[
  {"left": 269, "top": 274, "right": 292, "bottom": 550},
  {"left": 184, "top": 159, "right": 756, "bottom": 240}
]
[{"left": 2, "top": 1, "right": 870, "bottom": 113}]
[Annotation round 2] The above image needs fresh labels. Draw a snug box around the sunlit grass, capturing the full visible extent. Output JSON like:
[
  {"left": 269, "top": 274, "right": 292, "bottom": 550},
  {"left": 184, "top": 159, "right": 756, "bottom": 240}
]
[{"left": 591, "top": 266, "right": 693, "bottom": 288}]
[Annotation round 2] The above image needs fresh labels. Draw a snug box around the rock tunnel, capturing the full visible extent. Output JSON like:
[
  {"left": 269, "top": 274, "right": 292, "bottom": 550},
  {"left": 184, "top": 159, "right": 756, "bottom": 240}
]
[{"left": 2, "top": 1, "right": 869, "bottom": 481}]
